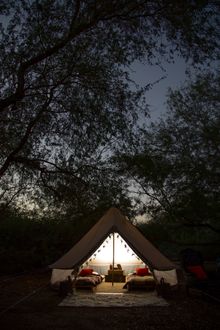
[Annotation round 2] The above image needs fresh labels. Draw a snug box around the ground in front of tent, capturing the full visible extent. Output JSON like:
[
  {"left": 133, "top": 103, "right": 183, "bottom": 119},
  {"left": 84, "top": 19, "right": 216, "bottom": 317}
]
[{"left": 1, "top": 271, "right": 220, "bottom": 330}]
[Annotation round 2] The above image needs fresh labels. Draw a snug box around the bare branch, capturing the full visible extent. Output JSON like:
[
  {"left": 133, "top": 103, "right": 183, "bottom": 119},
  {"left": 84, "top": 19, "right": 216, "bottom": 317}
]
[
  {"left": 0, "top": 9, "right": 101, "bottom": 112},
  {"left": 0, "top": 186, "right": 25, "bottom": 209},
  {"left": 0, "top": 92, "right": 53, "bottom": 178}
]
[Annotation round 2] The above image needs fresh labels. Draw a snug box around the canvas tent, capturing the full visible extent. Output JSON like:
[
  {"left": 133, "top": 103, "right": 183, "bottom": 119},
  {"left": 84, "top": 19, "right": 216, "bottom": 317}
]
[{"left": 50, "top": 207, "right": 178, "bottom": 286}]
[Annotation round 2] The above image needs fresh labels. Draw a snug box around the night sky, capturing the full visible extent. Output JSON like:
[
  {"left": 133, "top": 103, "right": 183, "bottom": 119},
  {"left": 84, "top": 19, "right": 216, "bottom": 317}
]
[{"left": 131, "top": 57, "right": 187, "bottom": 122}]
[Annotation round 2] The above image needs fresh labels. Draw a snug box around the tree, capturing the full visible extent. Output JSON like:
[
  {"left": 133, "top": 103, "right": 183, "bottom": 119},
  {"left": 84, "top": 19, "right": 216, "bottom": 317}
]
[
  {"left": 116, "top": 71, "right": 220, "bottom": 239},
  {"left": 0, "top": 0, "right": 219, "bottom": 216},
  {"left": 161, "top": 71, "right": 220, "bottom": 231}
]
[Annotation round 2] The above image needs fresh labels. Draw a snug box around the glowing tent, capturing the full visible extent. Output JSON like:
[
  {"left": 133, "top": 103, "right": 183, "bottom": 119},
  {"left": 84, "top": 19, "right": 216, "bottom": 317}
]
[{"left": 50, "top": 207, "right": 178, "bottom": 286}]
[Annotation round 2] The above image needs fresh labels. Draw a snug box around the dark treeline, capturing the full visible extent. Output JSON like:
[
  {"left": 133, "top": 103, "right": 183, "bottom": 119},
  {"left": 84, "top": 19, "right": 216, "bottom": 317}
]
[{"left": 0, "top": 208, "right": 106, "bottom": 274}]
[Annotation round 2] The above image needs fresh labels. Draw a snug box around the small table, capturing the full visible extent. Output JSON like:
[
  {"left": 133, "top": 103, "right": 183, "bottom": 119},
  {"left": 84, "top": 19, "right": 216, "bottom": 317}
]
[{"left": 105, "top": 270, "right": 126, "bottom": 283}]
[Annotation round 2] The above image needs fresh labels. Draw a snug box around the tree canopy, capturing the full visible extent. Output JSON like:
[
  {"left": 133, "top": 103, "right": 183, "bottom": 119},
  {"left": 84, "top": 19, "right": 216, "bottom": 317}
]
[
  {"left": 0, "top": 0, "right": 219, "bottom": 217},
  {"left": 117, "top": 70, "right": 220, "bottom": 247}
]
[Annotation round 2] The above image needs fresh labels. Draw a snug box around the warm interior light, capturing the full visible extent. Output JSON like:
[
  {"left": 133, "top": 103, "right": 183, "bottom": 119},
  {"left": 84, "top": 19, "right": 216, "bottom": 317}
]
[{"left": 86, "top": 232, "right": 144, "bottom": 266}]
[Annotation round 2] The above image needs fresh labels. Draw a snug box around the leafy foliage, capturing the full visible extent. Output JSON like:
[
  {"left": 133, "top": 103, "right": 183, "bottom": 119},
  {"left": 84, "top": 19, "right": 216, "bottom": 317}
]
[
  {"left": 0, "top": 0, "right": 219, "bottom": 218},
  {"left": 116, "top": 71, "right": 220, "bottom": 250}
]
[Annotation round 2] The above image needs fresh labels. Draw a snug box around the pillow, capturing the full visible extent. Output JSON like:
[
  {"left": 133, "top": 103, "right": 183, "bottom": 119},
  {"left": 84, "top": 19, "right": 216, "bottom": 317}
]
[
  {"left": 136, "top": 267, "right": 149, "bottom": 276},
  {"left": 79, "top": 268, "right": 93, "bottom": 276},
  {"left": 187, "top": 265, "right": 207, "bottom": 280},
  {"left": 92, "top": 271, "right": 99, "bottom": 275}
]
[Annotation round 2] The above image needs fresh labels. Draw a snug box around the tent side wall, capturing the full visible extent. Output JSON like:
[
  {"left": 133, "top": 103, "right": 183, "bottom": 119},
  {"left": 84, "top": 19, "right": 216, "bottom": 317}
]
[{"left": 51, "top": 269, "right": 73, "bottom": 287}]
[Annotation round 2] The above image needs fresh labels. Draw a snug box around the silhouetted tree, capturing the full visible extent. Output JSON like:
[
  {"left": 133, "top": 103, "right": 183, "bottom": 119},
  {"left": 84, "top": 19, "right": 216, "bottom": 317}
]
[
  {"left": 0, "top": 1, "right": 219, "bottom": 216},
  {"left": 117, "top": 71, "right": 220, "bottom": 237}
]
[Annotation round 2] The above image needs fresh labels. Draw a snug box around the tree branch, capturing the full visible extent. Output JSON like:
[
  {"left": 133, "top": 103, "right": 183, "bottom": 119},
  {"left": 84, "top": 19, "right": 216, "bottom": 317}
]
[
  {"left": 40, "top": 172, "right": 63, "bottom": 200},
  {"left": 0, "top": 8, "right": 102, "bottom": 112},
  {"left": 10, "top": 156, "right": 90, "bottom": 191},
  {"left": 0, "top": 1, "right": 165, "bottom": 112},
  {"left": 0, "top": 93, "right": 53, "bottom": 178},
  {"left": 0, "top": 186, "right": 25, "bottom": 209}
]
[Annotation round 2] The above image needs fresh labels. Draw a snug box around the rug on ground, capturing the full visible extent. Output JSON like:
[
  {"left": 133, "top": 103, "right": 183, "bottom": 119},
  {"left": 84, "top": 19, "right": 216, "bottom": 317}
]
[{"left": 59, "top": 292, "right": 169, "bottom": 307}]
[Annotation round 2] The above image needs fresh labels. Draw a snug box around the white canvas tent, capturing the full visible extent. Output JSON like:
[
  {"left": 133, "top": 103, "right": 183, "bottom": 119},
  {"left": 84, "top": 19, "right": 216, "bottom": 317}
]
[{"left": 50, "top": 207, "right": 178, "bottom": 286}]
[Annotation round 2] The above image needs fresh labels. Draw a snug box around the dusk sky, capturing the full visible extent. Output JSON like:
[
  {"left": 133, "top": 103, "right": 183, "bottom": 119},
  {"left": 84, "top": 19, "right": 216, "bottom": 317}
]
[{"left": 131, "top": 57, "right": 187, "bottom": 121}]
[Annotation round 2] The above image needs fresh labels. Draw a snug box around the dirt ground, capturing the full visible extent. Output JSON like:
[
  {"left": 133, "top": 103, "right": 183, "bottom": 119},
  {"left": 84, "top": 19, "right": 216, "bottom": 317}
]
[{"left": 0, "top": 271, "right": 220, "bottom": 330}]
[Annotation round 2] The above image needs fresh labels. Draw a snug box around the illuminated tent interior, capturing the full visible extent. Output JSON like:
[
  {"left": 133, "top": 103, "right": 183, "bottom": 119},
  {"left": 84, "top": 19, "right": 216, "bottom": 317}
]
[
  {"left": 50, "top": 207, "right": 178, "bottom": 286},
  {"left": 82, "top": 232, "right": 145, "bottom": 275}
]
